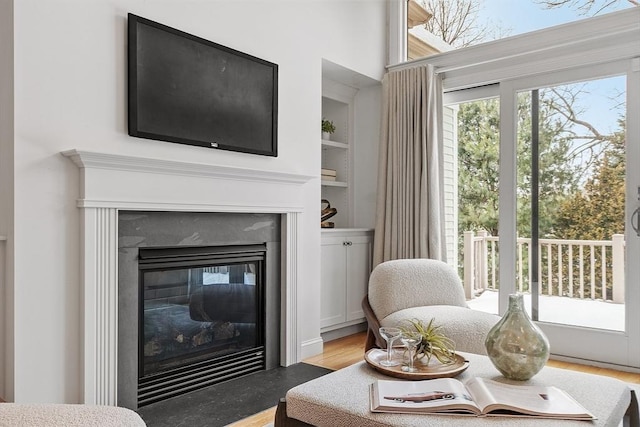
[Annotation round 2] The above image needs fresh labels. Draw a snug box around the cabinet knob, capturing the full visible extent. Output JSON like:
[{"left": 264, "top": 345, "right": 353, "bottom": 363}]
[{"left": 343, "top": 241, "right": 353, "bottom": 246}]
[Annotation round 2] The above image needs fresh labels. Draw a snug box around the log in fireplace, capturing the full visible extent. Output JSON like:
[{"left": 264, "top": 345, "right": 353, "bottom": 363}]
[{"left": 137, "top": 244, "right": 267, "bottom": 406}]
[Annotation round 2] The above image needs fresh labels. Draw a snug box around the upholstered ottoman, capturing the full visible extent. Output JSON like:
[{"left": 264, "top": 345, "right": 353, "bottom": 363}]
[{"left": 276, "top": 352, "right": 637, "bottom": 427}]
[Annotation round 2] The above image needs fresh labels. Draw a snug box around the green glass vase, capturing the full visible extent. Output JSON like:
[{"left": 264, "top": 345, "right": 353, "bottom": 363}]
[{"left": 484, "top": 293, "right": 550, "bottom": 381}]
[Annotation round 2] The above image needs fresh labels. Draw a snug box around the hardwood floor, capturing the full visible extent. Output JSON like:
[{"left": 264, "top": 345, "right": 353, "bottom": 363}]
[{"left": 228, "top": 331, "right": 640, "bottom": 427}]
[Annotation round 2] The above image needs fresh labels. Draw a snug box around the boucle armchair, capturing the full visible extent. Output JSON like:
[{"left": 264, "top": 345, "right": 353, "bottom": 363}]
[
  {"left": 0, "top": 403, "right": 146, "bottom": 426},
  {"left": 362, "top": 258, "right": 500, "bottom": 355}
]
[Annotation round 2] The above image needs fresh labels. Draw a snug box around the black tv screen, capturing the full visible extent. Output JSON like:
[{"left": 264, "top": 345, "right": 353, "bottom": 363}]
[{"left": 128, "top": 14, "right": 278, "bottom": 156}]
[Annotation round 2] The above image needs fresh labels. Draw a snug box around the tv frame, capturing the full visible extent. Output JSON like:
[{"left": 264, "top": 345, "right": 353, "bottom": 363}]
[{"left": 128, "top": 13, "right": 278, "bottom": 157}]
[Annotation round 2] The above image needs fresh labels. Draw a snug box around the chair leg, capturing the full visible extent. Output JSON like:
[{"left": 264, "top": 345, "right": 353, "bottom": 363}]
[
  {"left": 362, "top": 294, "right": 383, "bottom": 352},
  {"left": 365, "top": 328, "right": 377, "bottom": 352}
]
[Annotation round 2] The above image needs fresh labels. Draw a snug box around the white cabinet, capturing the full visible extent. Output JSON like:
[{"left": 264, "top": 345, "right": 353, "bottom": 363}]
[{"left": 320, "top": 229, "right": 373, "bottom": 332}]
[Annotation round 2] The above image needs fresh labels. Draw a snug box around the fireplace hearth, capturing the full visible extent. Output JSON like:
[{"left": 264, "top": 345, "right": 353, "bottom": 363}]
[{"left": 137, "top": 244, "right": 267, "bottom": 406}]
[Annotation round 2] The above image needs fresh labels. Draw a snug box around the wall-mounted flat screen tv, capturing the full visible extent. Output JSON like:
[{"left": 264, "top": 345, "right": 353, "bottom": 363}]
[{"left": 128, "top": 14, "right": 278, "bottom": 156}]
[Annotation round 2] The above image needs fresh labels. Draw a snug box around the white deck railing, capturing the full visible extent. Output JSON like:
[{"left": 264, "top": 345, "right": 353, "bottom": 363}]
[{"left": 463, "top": 231, "right": 626, "bottom": 303}]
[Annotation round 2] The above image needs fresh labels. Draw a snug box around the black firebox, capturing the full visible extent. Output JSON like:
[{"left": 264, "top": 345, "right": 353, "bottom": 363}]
[{"left": 137, "top": 244, "right": 266, "bottom": 406}]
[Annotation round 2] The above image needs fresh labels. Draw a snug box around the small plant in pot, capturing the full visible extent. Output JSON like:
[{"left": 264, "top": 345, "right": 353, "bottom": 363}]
[
  {"left": 400, "top": 318, "right": 457, "bottom": 365},
  {"left": 321, "top": 118, "right": 336, "bottom": 140}
]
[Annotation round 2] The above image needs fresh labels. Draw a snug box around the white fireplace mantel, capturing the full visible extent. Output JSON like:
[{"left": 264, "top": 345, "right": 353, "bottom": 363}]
[
  {"left": 63, "top": 149, "right": 312, "bottom": 185},
  {"left": 62, "top": 149, "right": 314, "bottom": 405}
]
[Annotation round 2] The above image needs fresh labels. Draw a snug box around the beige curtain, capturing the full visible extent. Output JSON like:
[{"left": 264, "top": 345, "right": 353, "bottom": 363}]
[{"left": 373, "top": 64, "right": 446, "bottom": 266}]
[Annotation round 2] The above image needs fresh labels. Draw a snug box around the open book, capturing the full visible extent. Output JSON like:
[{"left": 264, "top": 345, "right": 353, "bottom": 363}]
[{"left": 370, "top": 377, "right": 595, "bottom": 420}]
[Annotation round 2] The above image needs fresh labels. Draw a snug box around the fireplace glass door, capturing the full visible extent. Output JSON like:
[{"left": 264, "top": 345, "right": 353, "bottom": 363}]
[{"left": 138, "top": 245, "right": 266, "bottom": 405}]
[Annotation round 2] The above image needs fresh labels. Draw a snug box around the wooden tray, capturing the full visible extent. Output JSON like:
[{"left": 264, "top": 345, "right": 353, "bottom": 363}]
[{"left": 364, "top": 348, "right": 469, "bottom": 380}]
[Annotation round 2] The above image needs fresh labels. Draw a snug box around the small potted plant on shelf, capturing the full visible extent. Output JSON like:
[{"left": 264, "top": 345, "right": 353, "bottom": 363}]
[
  {"left": 400, "top": 318, "right": 457, "bottom": 365},
  {"left": 321, "top": 118, "right": 336, "bottom": 140}
]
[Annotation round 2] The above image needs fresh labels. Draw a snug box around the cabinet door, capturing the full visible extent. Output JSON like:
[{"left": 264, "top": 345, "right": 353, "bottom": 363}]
[
  {"left": 320, "top": 237, "right": 347, "bottom": 328},
  {"left": 345, "top": 235, "right": 372, "bottom": 322}
]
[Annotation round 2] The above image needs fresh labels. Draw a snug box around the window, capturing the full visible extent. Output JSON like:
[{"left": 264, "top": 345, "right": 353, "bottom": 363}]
[{"left": 404, "top": 0, "right": 636, "bottom": 61}]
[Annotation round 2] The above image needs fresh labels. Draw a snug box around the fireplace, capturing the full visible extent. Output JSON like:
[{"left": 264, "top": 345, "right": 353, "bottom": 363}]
[
  {"left": 137, "top": 244, "right": 267, "bottom": 406},
  {"left": 118, "top": 211, "right": 282, "bottom": 409},
  {"left": 63, "top": 149, "right": 312, "bottom": 407}
]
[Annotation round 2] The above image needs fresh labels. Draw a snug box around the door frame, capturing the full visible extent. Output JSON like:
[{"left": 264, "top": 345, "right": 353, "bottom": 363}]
[{"left": 498, "top": 59, "right": 640, "bottom": 367}]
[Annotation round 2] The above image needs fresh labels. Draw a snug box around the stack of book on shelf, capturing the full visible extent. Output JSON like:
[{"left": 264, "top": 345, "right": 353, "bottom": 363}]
[
  {"left": 370, "top": 377, "right": 595, "bottom": 421},
  {"left": 321, "top": 168, "right": 337, "bottom": 182}
]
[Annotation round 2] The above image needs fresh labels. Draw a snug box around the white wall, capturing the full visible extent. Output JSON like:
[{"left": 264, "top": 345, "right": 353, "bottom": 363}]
[
  {"left": 0, "top": 0, "right": 15, "bottom": 402},
  {"left": 6, "top": 0, "right": 386, "bottom": 403},
  {"left": 353, "top": 85, "right": 382, "bottom": 228}
]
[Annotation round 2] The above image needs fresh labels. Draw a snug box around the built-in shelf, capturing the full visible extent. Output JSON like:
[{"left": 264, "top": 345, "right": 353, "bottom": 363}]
[
  {"left": 0, "top": 236, "right": 6, "bottom": 241},
  {"left": 322, "top": 87, "right": 351, "bottom": 228},
  {"left": 321, "top": 180, "right": 348, "bottom": 187},
  {"left": 321, "top": 59, "right": 380, "bottom": 230},
  {"left": 322, "top": 140, "right": 349, "bottom": 150},
  {"left": 321, "top": 228, "right": 373, "bottom": 234}
]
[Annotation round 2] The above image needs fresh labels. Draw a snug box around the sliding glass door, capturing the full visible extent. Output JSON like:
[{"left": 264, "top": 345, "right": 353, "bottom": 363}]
[
  {"left": 499, "top": 60, "right": 640, "bottom": 366},
  {"left": 449, "top": 59, "right": 640, "bottom": 366}
]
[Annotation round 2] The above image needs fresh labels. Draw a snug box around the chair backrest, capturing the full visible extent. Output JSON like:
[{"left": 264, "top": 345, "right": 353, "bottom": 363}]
[{"left": 368, "top": 258, "right": 467, "bottom": 320}]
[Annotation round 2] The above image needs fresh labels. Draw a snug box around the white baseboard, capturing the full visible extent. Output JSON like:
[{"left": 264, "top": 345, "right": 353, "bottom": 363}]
[
  {"left": 321, "top": 322, "right": 367, "bottom": 342},
  {"left": 300, "top": 337, "right": 324, "bottom": 361}
]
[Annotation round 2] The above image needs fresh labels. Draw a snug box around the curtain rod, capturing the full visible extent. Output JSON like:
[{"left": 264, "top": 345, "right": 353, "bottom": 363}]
[{"left": 386, "top": 56, "right": 444, "bottom": 73}]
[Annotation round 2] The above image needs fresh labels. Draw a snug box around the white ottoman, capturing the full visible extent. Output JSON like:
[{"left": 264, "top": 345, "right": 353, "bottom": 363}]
[{"left": 279, "top": 352, "right": 636, "bottom": 427}]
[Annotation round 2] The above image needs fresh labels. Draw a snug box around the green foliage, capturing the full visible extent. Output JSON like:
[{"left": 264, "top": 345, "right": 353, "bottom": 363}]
[
  {"left": 457, "top": 99, "right": 500, "bottom": 235},
  {"left": 321, "top": 118, "right": 336, "bottom": 134},
  {"left": 554, "top": 124, "right": 626, "bottom": 240},
  {"left": 516, "top": 90, "right": 582, "bottom": 238},
  {"left": 457, "top": 92, "right": 581, "bottom": 243},
  {"left": 457, "top": 91, "right": 626, "bottom": 300},
  {"left": 400, "top": 318, "right": 456, "bottom": 364},
  {"left": 457, "top": 90, "right": 626, "bottom": 240}
]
